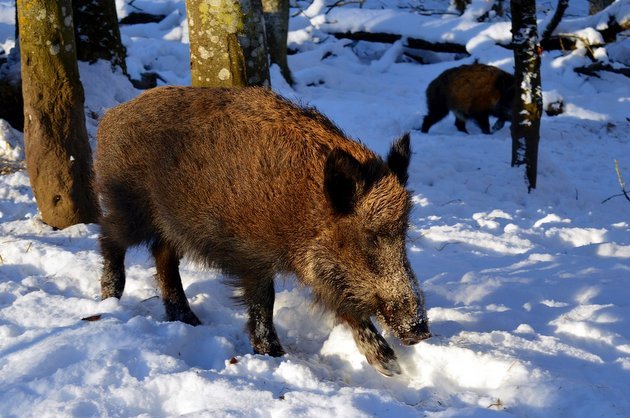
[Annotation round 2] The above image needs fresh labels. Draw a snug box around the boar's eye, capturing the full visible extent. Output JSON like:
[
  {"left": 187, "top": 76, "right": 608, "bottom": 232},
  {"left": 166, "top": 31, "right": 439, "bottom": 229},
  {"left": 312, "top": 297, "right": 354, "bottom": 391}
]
[
  {"left": 366, "top": 231, "right": 380, "bottom": 247},
  {"left": 371, "top": 234, "right": 379, "bottom": 247}
]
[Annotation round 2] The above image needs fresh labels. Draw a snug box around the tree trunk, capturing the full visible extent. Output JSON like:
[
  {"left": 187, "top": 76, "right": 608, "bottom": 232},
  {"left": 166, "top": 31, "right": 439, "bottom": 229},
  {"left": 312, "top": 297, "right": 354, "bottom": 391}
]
[
  {"left": 453, "top": 0, "right": 470, "bottom": 15},
  {"left": 510, "top": 0, "right": 543, "bottom": 191},
  {"left": 262, "top": 0, "right": 292, "bottom": 84},
  {"left": 185, "top": 0, "right": 269, "bottom": 87},
  {"left": 541, "top": 0, "right": 569, "bottom": 42},
  {"left": 72, "top": 0, "right": 127, "bottom": 74},
  {"left": 0, "top": 44, "right": 23, "bottom": 131},
  {"left": 17, "top": 0, "right": 99, "bottom": 228},
  {"left": 590, "top": 0, "right": 614, "bottom": 15}
]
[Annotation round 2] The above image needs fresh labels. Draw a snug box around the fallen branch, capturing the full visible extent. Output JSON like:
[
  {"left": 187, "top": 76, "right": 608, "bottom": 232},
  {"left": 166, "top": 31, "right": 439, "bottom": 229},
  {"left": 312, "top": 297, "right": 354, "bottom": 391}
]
[
  {"left": 574, "top": 62, "right": 630, "bottom": 78},
  {"left": 323, "top": 4, "right": 628, "bottom": 55},
  {"left": 332, "top": 31, "right": 469, "bottom": 54}
]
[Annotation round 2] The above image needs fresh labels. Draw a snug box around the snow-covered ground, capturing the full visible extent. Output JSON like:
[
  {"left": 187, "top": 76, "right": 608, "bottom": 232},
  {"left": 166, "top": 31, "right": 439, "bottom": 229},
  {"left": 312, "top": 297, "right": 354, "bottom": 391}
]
[{"left": 1, "top": 0, "right": 630, "bottom": 416}]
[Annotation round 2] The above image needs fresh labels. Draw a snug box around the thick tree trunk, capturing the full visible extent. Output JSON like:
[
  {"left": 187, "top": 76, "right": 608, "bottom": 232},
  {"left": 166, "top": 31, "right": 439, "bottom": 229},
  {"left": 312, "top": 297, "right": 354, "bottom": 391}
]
[
  {"left": 185, "top": 0, "right": 269, "bottom": 87},
  {"left": 510, "top": 0, "right": 543, "bottom": 191},
  {"left": 17, "top": 0, "right": 99, "bottom": 228},
  {"left": 262, "top": 0, "right": 292, "bottom": 84},
  {"left": 72, "top": 0, "right": 127, "bottom": 74}
]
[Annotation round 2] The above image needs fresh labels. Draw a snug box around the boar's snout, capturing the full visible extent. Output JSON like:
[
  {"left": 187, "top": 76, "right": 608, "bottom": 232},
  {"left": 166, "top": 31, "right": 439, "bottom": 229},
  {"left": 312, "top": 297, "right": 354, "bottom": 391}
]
[
  {"left": 376, "top": 275, "right": 431, "bottom": 346},
  {"left": 399, "top": 320, "right": 431, "bottom": 345}
]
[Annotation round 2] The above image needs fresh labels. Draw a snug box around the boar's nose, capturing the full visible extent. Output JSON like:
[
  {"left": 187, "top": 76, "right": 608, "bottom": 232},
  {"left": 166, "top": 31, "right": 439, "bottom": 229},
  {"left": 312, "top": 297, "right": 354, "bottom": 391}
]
[{"left": 401, "top": 321, "right": 431, "bottom": 345}]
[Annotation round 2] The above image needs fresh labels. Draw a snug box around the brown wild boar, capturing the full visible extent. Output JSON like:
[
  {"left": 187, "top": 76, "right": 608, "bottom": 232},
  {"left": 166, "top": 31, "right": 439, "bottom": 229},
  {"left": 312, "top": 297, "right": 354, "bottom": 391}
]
[
  {"left": 421, "top": 63, "right": 515, "bottom": 134},
  {"left": 94, "top": 86, "right": 430, "bottom": 376}
]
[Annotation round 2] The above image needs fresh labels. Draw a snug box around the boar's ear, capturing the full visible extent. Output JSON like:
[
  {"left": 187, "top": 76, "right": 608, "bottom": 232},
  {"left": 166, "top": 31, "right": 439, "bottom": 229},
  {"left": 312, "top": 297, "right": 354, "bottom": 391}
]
[
  {"left": 387, "top": 132, "right": 411, "bottom": 186},
  {"left": 324, "top": 148, "right": 363, "bottom": 214}
]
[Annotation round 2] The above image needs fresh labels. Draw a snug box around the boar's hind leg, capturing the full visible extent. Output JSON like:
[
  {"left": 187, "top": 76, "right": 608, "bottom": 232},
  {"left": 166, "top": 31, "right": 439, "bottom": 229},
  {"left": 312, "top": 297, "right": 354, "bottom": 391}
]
[
  {"left": 491, "top": 118, "right": 506, "bottom": 132},
  {"left": 346, "top": 317, "right": 402, "bottom": 377},
  {"left": 472, "top": 112, "right": 492, "bottom": 134},
  {"left": 244, "top": 277, "right": 285, "bottom": 357},
  {"left": 454, "top": 117, "right": 469, "bottom": 134},
  {"left": 421, "top": 107, "right": 449, "bottom": 133},
  {"left": 152, "top": 241, "right": 202, "bottom": 326},
  {"left": 100, "top": 233, "right": 127, "bottom": 300}
]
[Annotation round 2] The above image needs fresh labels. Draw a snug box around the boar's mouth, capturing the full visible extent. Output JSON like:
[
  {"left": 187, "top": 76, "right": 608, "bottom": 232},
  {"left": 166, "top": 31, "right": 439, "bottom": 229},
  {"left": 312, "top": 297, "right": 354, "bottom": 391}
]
[
  {"left": 398, "top": 321, "right": 432, "bottom": 345},
  {"left": 377, "top": 302, "right": 431, "bottom": 345}
]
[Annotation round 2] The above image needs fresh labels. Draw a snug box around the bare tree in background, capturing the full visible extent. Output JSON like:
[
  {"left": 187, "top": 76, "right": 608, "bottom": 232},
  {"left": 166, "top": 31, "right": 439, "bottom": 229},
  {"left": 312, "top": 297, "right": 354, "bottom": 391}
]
[
  {"left": 72, "top": 0, "right": 127, "bottom": 74},
  {"left": 263, "top": 0, "right": 292, "bottom": 84},
  {"left": 17, "top": 0, "right": 98, "bottom": 228},
  {"left": 590, "top": 0, "right": 614, "bottom": 15},
  {"left": 541, "top": 0, "right": 569, "bottom": 42},
  {"left": 510, "top": 0, "right": 543, "bottom": 191},
  {"left": 185, "top": 0, "right": 269, "bottom": 87}
]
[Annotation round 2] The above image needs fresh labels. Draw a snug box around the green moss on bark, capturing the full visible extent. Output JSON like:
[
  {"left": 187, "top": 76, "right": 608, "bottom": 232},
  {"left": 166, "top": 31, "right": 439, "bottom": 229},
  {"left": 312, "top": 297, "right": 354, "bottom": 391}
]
[{"left": 17, "top": 0, "right": 98, "bottom": 228}]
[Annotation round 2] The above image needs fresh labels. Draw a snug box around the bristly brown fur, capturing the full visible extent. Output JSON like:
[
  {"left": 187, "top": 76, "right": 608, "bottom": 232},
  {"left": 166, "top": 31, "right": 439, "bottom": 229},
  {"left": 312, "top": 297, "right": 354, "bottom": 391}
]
[
  {"left": 421, "top": 64, "right": 515, "bottom": 135},
  {"left": 94, "top": 86, "right": 430, "bottom": 376}
]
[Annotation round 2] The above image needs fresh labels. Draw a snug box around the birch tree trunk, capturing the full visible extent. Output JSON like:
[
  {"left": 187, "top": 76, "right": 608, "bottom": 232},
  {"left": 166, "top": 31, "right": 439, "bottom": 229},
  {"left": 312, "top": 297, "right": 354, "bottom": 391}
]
[
  {"left": 510, "top": 0, "right": 543, "bottom": 191},
  {"left": 72, "top": 0, "right": 127, "bottom": 74},
  {"left": 262, "top": 0, "right": 292, "bottom": 84},
  {"left": 185, "top": 0, "right": 269, "bottom": 87},
  {"left": 17, "top": 0, "right": 99, "bottom": 228}
]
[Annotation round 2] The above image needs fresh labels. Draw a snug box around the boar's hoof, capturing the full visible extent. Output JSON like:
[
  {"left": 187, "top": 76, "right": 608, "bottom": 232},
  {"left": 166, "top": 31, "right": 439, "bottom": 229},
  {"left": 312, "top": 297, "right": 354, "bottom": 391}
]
[
  {"left": 165, "top": 304, "right": 202, "bottom": 326},
  {"left": 372, "top": 355, "right": 402, "bottom": 377},
  {"left": 178, "top": 311, "right": 202, "bottom": 326},
  {"left": 365, "top": 345, "right": 402, "bottom": 377},
  {"left": 252, "top": 340, "right": 286, "bottom": 357}
]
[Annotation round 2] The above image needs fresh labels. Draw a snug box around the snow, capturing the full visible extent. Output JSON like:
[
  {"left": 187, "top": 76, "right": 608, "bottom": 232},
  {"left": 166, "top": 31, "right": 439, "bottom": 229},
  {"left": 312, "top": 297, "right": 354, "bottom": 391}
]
[{"left": 1, "top": 0, "right": 630, "bottom": 416}]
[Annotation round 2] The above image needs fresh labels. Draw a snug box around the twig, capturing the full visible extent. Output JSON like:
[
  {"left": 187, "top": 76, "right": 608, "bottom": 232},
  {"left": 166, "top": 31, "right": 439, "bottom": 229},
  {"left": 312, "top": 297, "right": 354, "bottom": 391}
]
[
  {"left": 440, "top": 199, "right": 462, "bottom": 207},
  {"left": 291, "top": 0, "right": 315, "bottom": 18},
  {"left": 140, "top": 295, "right": 160, "bottom": 303},
  {"left": 602, "top": 193, "right": 628, "bottom": 204},
  {"left": 601, "top": 160, "right": 630, "bottom": 203},
  {"left": 615, "top": 159, "right": 630, "bottom": 202},
  {"left": 436, "top": 241, "right": 459, "bottom": 252},
  {"left": 325, "top": 0, "right": 365, "bottom": 15},
  {"left": 487, "top": 398, "right": 504, "bottom": 410}
]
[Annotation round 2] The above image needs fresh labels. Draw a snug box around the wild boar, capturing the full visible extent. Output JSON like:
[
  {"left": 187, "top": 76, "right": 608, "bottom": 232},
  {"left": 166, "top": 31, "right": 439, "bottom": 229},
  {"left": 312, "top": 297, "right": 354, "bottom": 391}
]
[
  {"left": 421, "top": 63, "right": 515, "bottom": 134},
  {"left": 94, "top": 86, "right": 430, "bottom": 376}
]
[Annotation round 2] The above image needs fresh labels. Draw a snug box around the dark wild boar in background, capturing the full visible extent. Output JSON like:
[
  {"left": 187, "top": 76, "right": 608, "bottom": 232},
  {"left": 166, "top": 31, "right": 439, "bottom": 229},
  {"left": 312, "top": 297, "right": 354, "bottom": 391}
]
[
  {"left": 94, "top": 86, "right": 431, "bottom": 376},
  {"left": 421, "top": 63, "right": 515, "bottom": 135}
]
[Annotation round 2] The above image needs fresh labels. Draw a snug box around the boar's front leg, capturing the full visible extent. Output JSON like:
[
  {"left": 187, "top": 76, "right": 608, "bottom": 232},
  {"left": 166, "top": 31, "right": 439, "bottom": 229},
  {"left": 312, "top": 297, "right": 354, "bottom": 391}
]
[
  {"left": 152, "top": 241, "right": 202, "bottom": 326},
  {"left": 244, "top": 276, "right": 285, "bottom": 357},
  {"left": 344, "top": 316, "right": 402, "bottom": 377},
  {"left": 100, "top": 232, "right": 127, "bottom": 300}
]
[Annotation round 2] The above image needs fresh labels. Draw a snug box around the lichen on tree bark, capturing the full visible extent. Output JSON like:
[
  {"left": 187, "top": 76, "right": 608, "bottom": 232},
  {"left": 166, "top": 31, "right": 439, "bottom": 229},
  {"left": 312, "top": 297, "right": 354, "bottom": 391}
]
[{"left": 186, "top": 0, "right": 269, "bottom": 87}]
